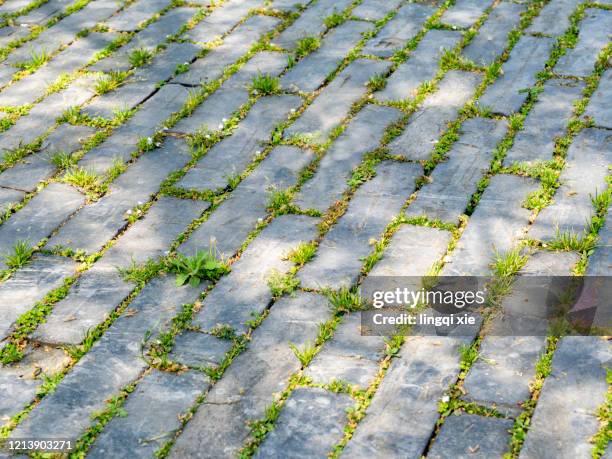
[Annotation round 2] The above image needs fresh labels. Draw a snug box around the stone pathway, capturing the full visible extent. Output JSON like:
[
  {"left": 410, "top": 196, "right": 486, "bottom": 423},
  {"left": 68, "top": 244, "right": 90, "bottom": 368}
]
[{"left": 0, "top": 0, "right": 610, "bottom": 458}]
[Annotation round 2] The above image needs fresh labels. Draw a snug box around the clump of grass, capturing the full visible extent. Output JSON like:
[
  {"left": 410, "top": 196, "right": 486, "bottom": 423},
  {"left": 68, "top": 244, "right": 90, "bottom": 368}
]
[
  {"left": 63, "top": 166, "right": 102, "bottom": 192},
  {"left": 492, "top": 246, "right": 528, "bottom": 277},
  {"left": 366, "top": 74, "right": 387, "bottom": 91},
  {"left": 0, "top": 343, "right": 24, "bottom": 365},
  {"left": 289, "top": 341, "right": 317, "bottom": 366},
  {"left": 16, "top": 48, "right": 49, "bottom": 70},
  {"left": 295, "top": 36, "right": 320, "bottom": 58},
  {"left": 328, "top": 287, "right": 363, "bottom": 314},
  {"left": 287, "top": 242, "right": 317, "bottom": 266},
  {"left": 324, "top": 12, "right": 344, "bottom": 28},
  {"left": 267, "top": 187, "right": 293, "bottom": 214},
  {"left": 50, "top": 151, "right": 76, "bottom": 170},
  {"left": 166, "top": 249, "right": 229, "bottom": 287},
  {"left": 94, "top": 70, "right": 129, "bottom": 95},
  {"left": 128, "top": 47, "right": 153, "bottom": 67},
  {"left": 3, "top": 240, "right": 34, "bottom": 269},
  {"left": 250, "top": 72, "right": 280, "bottom": 95},
  {"left": 458, "top": 343, "right": 479, "bottom": 371},
  {"left": 267, "top": 270, "right": 300, "bottom": 297}
]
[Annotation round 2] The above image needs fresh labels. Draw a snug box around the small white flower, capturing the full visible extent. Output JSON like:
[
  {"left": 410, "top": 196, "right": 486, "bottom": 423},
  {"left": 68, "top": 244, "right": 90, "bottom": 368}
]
[
  {"left": 183, "top": 62, "right": 189, "bottom": 66},
  {"left": 137, "top": 201, "right": 143, "bottom": 206},
  {"left": 164, "top": 250, "right": 170, "bottom": 255},
  {"left": 205, "top": 134, "right": 211, "bottom": 139},
  {"left": 218, "top": 123, "right": 224, "bottom": 129},
  {"left": 146, "top": 137, "right": 153, "bottom": 145},
  {"left": 290, "top": 108, "right": 296, "bottom": 113},
  {"left": 222, "top": 118, "right": 227, "bottom": 122},
  {"left": 441, "top": 395, "right": 450, "bottom": 403},
  {"left": 257, "top": 218, "right": 263, "bottom": 223},
  {"left": 126, "top": 209, "right": 133, "bottom": 215},
  {"left": 255, "top": 150, "right": 261, "bottom": 155}
]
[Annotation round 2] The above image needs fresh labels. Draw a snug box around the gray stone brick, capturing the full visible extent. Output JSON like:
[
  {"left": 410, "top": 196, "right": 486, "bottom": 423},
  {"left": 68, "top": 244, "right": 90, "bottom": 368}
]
[
  {"left": 0, "top": 26, "right": 30, "bottom": 48},
  {"left": 18, "top": 0, "right": 72, "bottom": 25},
  {"left": 527, "top": 0, "right": 581, "bottom": 36},
  {"left": 193, "top": 214, "right": 319, "bottom": 332},
  {"left": 440, "top": 0, "right": 493, "bottom": 28},
  {"left": 255, "top": 388, "right": 354, "bottom": 458},
  {"left": 428, "top": 414, "right": 513, "bottom": 458},
  {"left": 295, "top": 104, "right": 403, "bottom": 212},
  {"left": 273, "top": 0, "right": 353, "bottom": 50},
  {"left": 14, "top": 277, "right": 201, "bottom": 440},
  {"left": 299, "top": 161, "right": 421, "bottom": 290},
  {"left": 462, "top": 1, "right": 526, "bottom": 66},
  {"left": 88, "top": 370, "right": 209, "bottom": 459},
  {"left": 184, "top": 0, "right": 260, "bottom": 44},
  {"left": 285, "top": 59, "right": 391, "bottom": 142},
  {"left": 555, "top": 9, "right": 612, "bottom": 77},
  {"left": 479, "top": 36, "right": 555, "bottom": 115},
  {"left": 587, "top": 207, "right": 612, "bottom": 276},
  {"left": 505, "top": 79, "right": 585, "bottom": 164},
  {"left": 442, "top": 175, "right": 538, "bottom": 276},
  {"left": 104, "top": 0, "right": 172, "bottom": 31},
  {"left": 352, "top": 0, "right": 403, "bottom": 21},
  {"left": 0, "top": 0, "right": 30, "bottom": 14},
  {"left": 47, "top": 138, "right": 192, "bottom": 253},
  {"left": 170, "top": 331, "right": 233, "bottom": 368},
  {"left": 341, "top": 335, "right": 476, "bottom": 458},
  {"left": 584, "top": 68, "right": 612, "bottom": 129},
  {"left": 269, "top": 0, "right": 303, "bottom": 11},
  {"left": 377, "top": 29, "right": 462, "bottom": 101},
  {"left": 180, "top": 145, "right": 313, "bottom": 259},
  {"left": 0, "top": 188, "right": 25, "bottom": 212},
  {"left": 362, "top": 3, "right": 435, "bottom": 57},
  {"left": 529, "top": 128, "right": 611, "bottom": 241},
  {"left": 0, "top": 256, "right": 75, "bottom": 341},
  {"left": 407, "top": 117, "right": 507, "bottom": 222},
  {"left": 0, "top": 183, "right": 84, "bottom": 270},
  {"left": 388, "top": 70, "right": 482, "bottom": 160},
  {"left": 168, "top": 292, "right": 332, "bottom": 459},
  {"left": 281, "top": 21, "right": 374, "bottom": 93},
  {"left": 41, "top": 124, "right": 97, "bottom": 155},
  {"left": 520, "top": 337, "right": 611, "bottom": 459},
  {"left": 179, "top": 95, "right": 302, "bottom": 192}
]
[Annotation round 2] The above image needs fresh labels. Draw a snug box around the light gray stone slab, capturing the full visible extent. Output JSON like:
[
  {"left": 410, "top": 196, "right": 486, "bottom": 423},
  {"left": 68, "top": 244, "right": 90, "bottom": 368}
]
[
  {"left": 281, "top": 20, "right": 374, "bottom": 93},
  {"left": 0, "top": 26, "right": 30, "bottom": 48},
  {"left": 362, "top": 3, "right": 435, "bottom": 57},
  {"left": 18, "top": 0, "right": 72, "bottom": 25},
  {"left": 193, "top": 214, "right": 318, "bottom": 332},
  {"left": 0, "top": 183, "right": 84, "bottom": 270},
  {"left": 255, "top": 388, "right": 354, "bottom": 458},
  {"left": 505, "top": 78, "right": 584, "bottom": 164},
  {"left": 47, "top": 138, "right": 192, "bottom": 253},
  {"left": 88, "top": 370, "right": 209, "bottom": 459},
  {"left": 184, "top": 0, "right": 260, "bottom": 44},
  {"left": 273, "top": 0, "right": 353, "bottom": 50},
  {"left": 428, "top": 414, "right": 513, "bottom": 458},
  {"left": 41, "top": 124, "right": 97, "bottom": 155},
  {"left": 0, "top": 0, "right": 31, "bottom": 14},
  {"left": 14, "top": 277, "right": 201, "bottom": 440},
  {"left": 587, "top": 207, "right": 612, "bottom": 276},
  {"left": 377, "top": 29, "right": 462, "bottom": 101},
  {"left": 584, "top": 68, "right": 612, "bottom": 129},
  {"left": 299, "top": 161, "right": 422, "bottom": 290},
  {"left": 440, "top": 0, "right": 493, "bottom": 28},
  {"left": 341, "top": 335, "right": 476, "bottom": 459},
  {"left": 104, "top": 0, "right": 172, "bottom": 31},
  {"left": 556, "top": 9, "right": 612, "bottom": 77},
  {"left": 224, "top": 51, "right": 288, "bottom": 89},
  {"left": 0, "top": 256, "right": 75, "bottom": 341},
  {"left": 352, "top": 0, "right": 403, "bottom": 21},
  {"left": 442, "top": 175, "right": 538, "bottom": 276},
  {"left": 462, "top": 1, "right": 526, "bottom": 66},
  {"left": 285, "top": 58, "right": 391, "bottom": 142},
  {"left": 0, "top": 187, "right": 25, "bottom": 212},
  {"left": 179, "top": 95, "right": 302, "bottom": 192},
  {"left": 295, "top": 104, "right": 403, "bottom": 212},
  {"left": 479, "top": 35, "right": 556, "bottom": 115},
  {"left": 180, "top": 145, "right": 314, "bottom": 259},
  {"left": 170, "top": 331, "right": 233, "bottom": 368},
  {"left": 520, "top": 337, "right": 611, "bottom": 459},
  {"left": 169, "top": 292, "right": 332, "bottom": 459},
  {"left": 529, "top": 128, "right": 611, "bottom": 241},
  {"left": 527, "top": 0, "right": 581, "bottom": 36},
  {"left": 388, "top": 70, "right": 482, "bottom": 160},
  {"left": 407, "top": 117, "right": 507, "bottom": 222}
]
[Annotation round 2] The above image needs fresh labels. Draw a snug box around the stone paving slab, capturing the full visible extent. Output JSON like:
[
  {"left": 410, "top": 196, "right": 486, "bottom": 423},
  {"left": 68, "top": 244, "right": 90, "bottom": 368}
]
[
  {"left": 527, "top": 0, "right": 581, "bottom": 36},
  {"left": 440, "top": 0, "right": 493, "bottom": 28},
  {"left": 584, "top": 68, "right": 611, "bottom": 129}
]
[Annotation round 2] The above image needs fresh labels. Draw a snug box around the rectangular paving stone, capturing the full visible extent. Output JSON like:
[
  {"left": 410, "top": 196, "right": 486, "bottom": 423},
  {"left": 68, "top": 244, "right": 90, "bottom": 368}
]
[
  {"left": 407, "top": 117, "right": 506, "bottom": 222},
  {"left": 87, "top": 369, "right": 209, "bottom": 459},
  {"left": 584, "top": 68, "right": 612, "bottom": 129},
  {"left": 285, "top": 59, "right": 391, "bottom": 142},
  {"left": 0, "top": 26, "right": 30, "bottom": 48},
  {"left": 520, "top": 337, "right": 611, "bottom": 459},
  {"left": 526, "top": 0, "right": 581, "bottom": 36},
  {"left": 587, "top": 207, "right": 612, "bottom": 276},
  {"left": 442, "top": 174, "right": 538, "bottom": 276},
  {"left": 13, "top": 277, "right": 201, "bottom": 440},
  {"left": 18, "top": 0, "right": 72, "bottom": 25},
  {"left": 180, "top": 145, "right": 314, "bottom": 259},
  {"left": 184, "top": 0, "right": 260, "bottom": 44},
  {"left": 255, "top": 388, "right": 354, "bottom": 458},
  {"left": 352, "top": 0, "right": 403, "bottom": 21},
  {"left": 0, "top": 183, "right": 84, "bottom": 270},
  {"left": 176, "top": 14, "right": 280, "bottom": 86},
  {"left": 362, "top": 3, "right": 435, "bottom": 57},
  {"left": 555, "top": 9, "right": 612, "bottom": 77},
  {"left": 0, "top": 0, "right": 31, "bottom": 14},
  {"left": 479, "top": 35, "right": 556, "bottom": 115},
  {"left": 388, "top": 70, "right": 482, "bottom": 160},
  {"left": 78, "top": 84, "right": 191, "bottom": 175},
  {"left": 281, "top": 20, "right": 374, "bottom": 93},
  {"left": 168, "top": 292, "right": 332, "bottom": 459},
  {"left": 299, "top": 161, "right": 422, "bottom": 290},
  {"left": 0, "top": 255, "right": 75, "bottom": 341},
  {"left": 462, "top": 1, "right": 526, "bottom": 66},
  {"left": 104, "top": 0, "right": 172, "bottom": 31},
  {"left": 428, "top": 414, "right": 513, "bottom": 458},
  {"left": 47, "top": 138, "right": 192, "bottom": 253},
  {"left": 0, "top": 188, "right": 25, "bottom": 212},
  {"left": 529, "top": 128, "right": 611, "bottom": 241},
  {"left": 193, "top": 214, "right": 318, "bottom": 332},
  {"left": 273, "top": 0, "right": 353, "bottom": 50},
  {"left": 440, "top": 0, "right": 493, "bottom": 28},
  {"left": 83, "top": 42, "right": 201, "bottom": 119},
  {"left": 179, "top": 95, "right": 302, "bottom": 191},
  {"left": 341, "top": 335, "right": 476, "bottom": 459},
  {"left": 295, "top": 104, "right": 403, "bottom": 213},
  {"left": 170, "top": 331, "right": 233, "bottom": 368},
  {"left": 377, "top": 29, "right": 462, "bottom": 101},
  {"left": 505, "top": 78, "right": 584, "bottom": 164}
]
